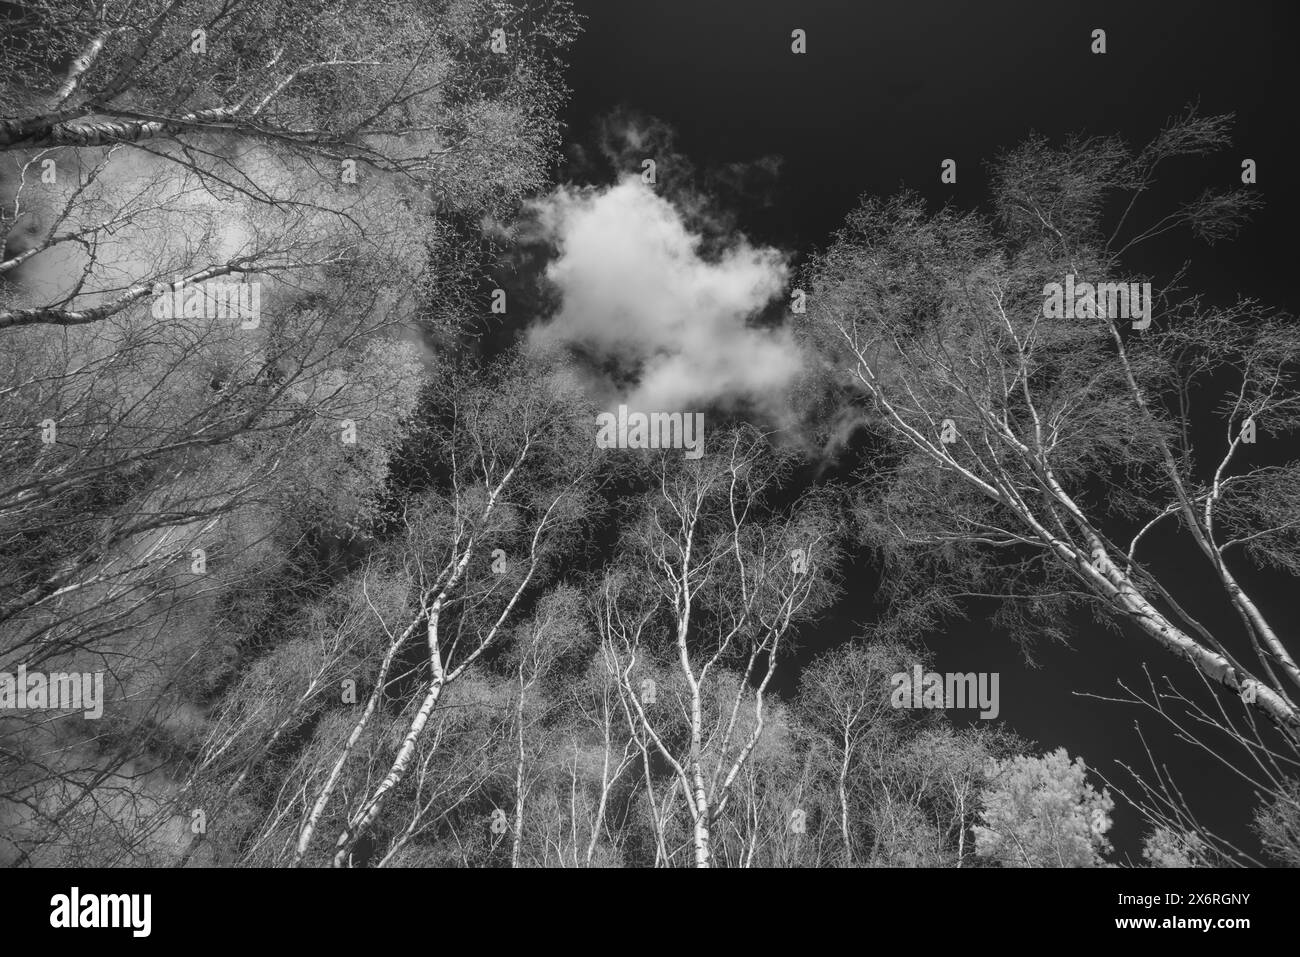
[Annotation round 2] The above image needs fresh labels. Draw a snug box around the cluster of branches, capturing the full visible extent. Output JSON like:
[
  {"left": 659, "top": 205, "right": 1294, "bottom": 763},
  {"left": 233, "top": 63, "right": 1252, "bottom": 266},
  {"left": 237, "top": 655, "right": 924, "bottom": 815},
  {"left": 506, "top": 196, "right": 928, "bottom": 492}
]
[
  {"left": 47, "top": 356, "right": 1134, "bottom": 869},
  {"left": 3, "top": 6, "right": 1296, "bottom": 868},
  {"left": 0, "top": 0, "right": 577, "bottom": 862},
  {"left": 799, "top": 107, "right": 1300, "bottom": 865}
]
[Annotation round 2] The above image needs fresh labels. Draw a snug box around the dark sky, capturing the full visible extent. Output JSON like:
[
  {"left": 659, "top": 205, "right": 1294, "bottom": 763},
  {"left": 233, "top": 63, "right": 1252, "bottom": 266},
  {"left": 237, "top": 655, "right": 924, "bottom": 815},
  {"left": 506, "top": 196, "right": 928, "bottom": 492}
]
[
  {"left": 555, "top": 0, "right": 1299, "bottom": 862},
  {"left": 563, "top": 0, "right": 1296, "bottom": 297}
]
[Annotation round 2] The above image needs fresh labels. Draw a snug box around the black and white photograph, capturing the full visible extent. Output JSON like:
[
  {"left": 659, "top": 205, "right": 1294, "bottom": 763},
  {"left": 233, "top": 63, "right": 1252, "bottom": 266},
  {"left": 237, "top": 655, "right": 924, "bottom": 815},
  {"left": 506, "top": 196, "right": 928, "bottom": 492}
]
[{"left": 0, "top": 0, "right": 1293, "bottom": 936}]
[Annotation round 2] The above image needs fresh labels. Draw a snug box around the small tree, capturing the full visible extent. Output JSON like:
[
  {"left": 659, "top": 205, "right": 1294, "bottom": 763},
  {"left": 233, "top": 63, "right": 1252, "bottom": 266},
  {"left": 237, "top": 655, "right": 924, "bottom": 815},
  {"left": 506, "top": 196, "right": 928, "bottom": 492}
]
[
  {"left": 974, "top": 748, "right": 1113, "bottom": 868},
  {"left": 797, "top": 640, "right": 909, "bottom": 865}
]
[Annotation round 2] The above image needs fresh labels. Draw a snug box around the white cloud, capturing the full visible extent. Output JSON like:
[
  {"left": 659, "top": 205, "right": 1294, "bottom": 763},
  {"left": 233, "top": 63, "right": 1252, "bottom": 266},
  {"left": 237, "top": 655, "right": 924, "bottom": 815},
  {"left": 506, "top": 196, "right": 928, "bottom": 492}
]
[{"left": 526, "top": 176, "right": 801, "bottom": 413}]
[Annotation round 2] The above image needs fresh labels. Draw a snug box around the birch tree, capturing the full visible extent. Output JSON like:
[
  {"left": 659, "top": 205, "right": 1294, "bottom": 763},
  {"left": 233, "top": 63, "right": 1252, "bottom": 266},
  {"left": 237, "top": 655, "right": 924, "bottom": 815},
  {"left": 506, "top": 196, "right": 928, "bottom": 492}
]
[
  {"left": 0, "top": 0, "right": 578, "bottom": 863},
  {"left": 797, "top": 640, "right": 909, "bottom": 865},
  {"left": 286, "top": 356, "right": 605, "bottom": 867},
  {"left": 598, "top": 427, "right": 842, "bottom": 867},
  {"left": 801, "top": 111, "right": 1300, "bottom": 848},
  {"left": 1, "top": 0, "right": 576, "bottom": 197}
]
